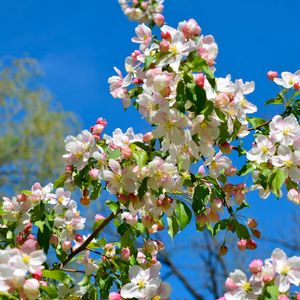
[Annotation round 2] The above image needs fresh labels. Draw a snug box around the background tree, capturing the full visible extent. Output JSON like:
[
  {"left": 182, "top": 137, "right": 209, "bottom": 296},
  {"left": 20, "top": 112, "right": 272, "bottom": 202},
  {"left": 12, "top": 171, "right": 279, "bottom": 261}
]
[{"left": 0, "top": 57, "right": 79, "bottom": 195}]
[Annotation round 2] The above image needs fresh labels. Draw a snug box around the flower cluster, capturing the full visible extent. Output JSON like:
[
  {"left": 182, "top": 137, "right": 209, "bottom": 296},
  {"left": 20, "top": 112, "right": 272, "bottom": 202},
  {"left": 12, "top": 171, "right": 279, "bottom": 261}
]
[
  {"left": 119, "top": 0, "right": 164, "bottom": 24},
  {"left": 0, "top": 240, "right": 46, "bottom": 300},
  {"left": 247, "top": 114, "right": 300, "bottom": 199},
  {"left": 219, "top": 248, "right": 300, "bottom": 300}
]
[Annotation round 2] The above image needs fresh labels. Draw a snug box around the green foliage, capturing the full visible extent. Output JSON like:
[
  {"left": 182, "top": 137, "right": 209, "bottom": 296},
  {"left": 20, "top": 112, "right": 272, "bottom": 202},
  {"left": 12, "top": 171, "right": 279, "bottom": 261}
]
[{"left": 0, "top": 57, "right": 79, "bottom": 195}]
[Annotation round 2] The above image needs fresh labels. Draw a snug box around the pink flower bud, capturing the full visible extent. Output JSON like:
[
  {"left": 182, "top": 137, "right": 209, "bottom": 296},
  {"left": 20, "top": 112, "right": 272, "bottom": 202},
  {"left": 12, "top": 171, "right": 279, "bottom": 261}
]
[
  {"left": 159, "top": 41, "right": 169, "bottom": 53},
  {"left": 278, "top": 296, "right": 289, "bottom": 300},
  {"left": 153, "top": 14, "right": 165, "bottom": 27},
  {"left": 246, "top": 239, "right": 257, "bottom": 250},
  {"left": 143, "top": 132, "right": 153, "bottom": 143},
  {"left": 249, "top": 259, "right": 263, "bottom": 274},
  {"left": 220, "top": 142, "right": 232, "bottom": 154},
  {"left": 109, "top": 292, "right": 123, "bottom": 300},
  {"left": 89, "top": 168, "right": 100, "bottom": 180},
  {"left": 95, "top": 214, "right": 105, "bottom": 222},
  {"left": 161, "top": 31, "right": 171, "bottom": 41},
  {"left": 32, "top": 270, "right": 43, "bottom": 281},
  {"left": 142, "top": 215, "right": 154, "bottom": 229},
  {"left": 296, "top": 292, "right": 300, "bottom": 300},
  {"left": 237, "top": 239, "right": 247, "bottom": 250},
  {"left": 234, "top": 190, "right": 245, "bottom": 205},
  {"left": 225, "top": 277, "right": 238, "bottom": 291},
  {"left": 196, "top": 214, "right": 207, "bottom": 227},
  {"left": 121, "top": 247, "right": 131, "bottom": 261},
  {"left": 195, "top": 73, "right": 205, "bottom": 88},
  {"left": 65, "top": 165, "right": 73, "bottom": 174},
  {"left": 247, "top": 219, "right": 257, "bottom": 228},
  {"left": 96, "top": 117, "right": 107, "bottom": 127},
  {"left": 62, "top": 241, "right": 72, "bottom": 251},
  {"left": 75, "top": 234, "right": 84, "bottom": 243},
  {"left": 267, "top": 70, "right": 278, "bottom": 80},
  {"left": 181, "top": 18, "right": 201, "bottom": 38},
  {"left": 24, "top": 279, "right": 40, "bottom": 300},
  {"left": 121, "top": 145, "right": 132, "bottom": 158},
  {"left": 224, "top": 166, "right": 237, "bottom": 176},
  {"left": 131, "top": 50, "right": 142, "bottom": 61},
  {"left": 137, "top": 251, "right": 146, "bottom": 265},
  {"left": 24, "top": 222, "right": 32, "bottom": 234},
  {"left": 50, "top": 235, "right": 58, "bottom": 246},
  {"left": 17, "top": 193, "right": 28, "bottom": 202},
  {"left": 294, "top": 82, "right": 300, "bottom": 90}
]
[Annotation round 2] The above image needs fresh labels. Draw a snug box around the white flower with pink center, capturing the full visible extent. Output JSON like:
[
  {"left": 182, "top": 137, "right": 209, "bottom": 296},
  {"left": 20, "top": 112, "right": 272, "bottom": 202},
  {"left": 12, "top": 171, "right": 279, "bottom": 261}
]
[
  {"left": 271, "top": 145, "right": 300, "bottom": 183},
  {"left": 271, "top": 248, "right": 300, "bottom": 292},
  {"left": 63, "top": 130, "right": 96, "bottom": 170},
  {"left": 224, "top": 269, "right": 262, "bottom": 300},
  {"left": 120, "top": 263, "right": 162, "bottom": 299},
  {"left": 246, "top": 135, "right": 276, "bottom": 163},
  {"left": 274, "top": 70, "right": 300, "bottom": 88},
  {"left": 269, "top": 114, "right": 300, "bottom": 146},
  {"left": 132, "top": 24, "right": 152, "bottom": 51}
]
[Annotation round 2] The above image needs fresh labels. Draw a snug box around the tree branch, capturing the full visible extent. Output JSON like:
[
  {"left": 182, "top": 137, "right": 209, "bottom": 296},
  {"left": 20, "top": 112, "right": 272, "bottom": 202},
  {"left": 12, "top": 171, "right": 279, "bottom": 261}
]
[{"left": 60, "top": 209, "right": 120, "bottom": 268}]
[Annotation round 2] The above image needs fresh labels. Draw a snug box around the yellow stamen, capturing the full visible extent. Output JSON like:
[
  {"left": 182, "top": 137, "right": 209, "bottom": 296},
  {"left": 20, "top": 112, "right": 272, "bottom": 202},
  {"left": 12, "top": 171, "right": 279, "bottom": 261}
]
[
  {"left": 137, "top": 279, "right": 146, "bottom": 289},
  {"left": 22, "top": 254, "right": 30, "bottom": 264}
]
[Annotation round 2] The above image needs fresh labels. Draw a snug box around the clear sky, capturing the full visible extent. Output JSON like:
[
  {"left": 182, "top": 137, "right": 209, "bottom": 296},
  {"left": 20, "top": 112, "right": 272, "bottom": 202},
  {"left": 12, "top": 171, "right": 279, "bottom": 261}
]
[{"left": 1, "top": 0, "right": 300, "bottom": 298}]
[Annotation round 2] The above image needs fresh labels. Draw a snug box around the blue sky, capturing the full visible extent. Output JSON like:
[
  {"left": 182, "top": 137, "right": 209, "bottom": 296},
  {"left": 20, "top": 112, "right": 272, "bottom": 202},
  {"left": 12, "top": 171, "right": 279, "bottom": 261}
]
[{"left": 1, "top": 0, "right": 300, "bottom": 298}]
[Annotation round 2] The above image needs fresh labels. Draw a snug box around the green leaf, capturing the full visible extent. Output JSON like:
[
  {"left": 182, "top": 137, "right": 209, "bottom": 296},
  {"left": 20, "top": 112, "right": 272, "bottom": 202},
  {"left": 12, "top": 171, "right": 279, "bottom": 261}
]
[
  {"left": 175, "top": 201, "right": 192, "bottom": 230},
  {"left": 131, "top": 144, "right": 148, "bottom": 168},
  {"left": 238, "top": 164, "right": 254, "bottom": 176},
  {"left": 192, "top": 184, "right": 210, "bottom": 214},
  {"left": 194, "top": 85, "right": 207, "bottom": 114},
  {"left": 201, "top": 100, "right": 214, "bottom": 117},
  {"left": 138, "top": 177, "right": 148, "bottom": 199},
  {"left": 260, "top": 285, "right": 279, "bottom": 300},
  {"left": 90, "top": 182, "right": 102, "bottom": 200},
  {"left": 176, "top": 80, "right": 187, "bottom": 113},
  {"left": 42, "top": 270, "right": 72, "bottom": 286},
  {"left": 40, "top": 285, "right": 58, "bottom": 299},
  {"left": 108, "top": 149, "right": 121, "bottom": 160},
  {"left": 105, "top": 200, "right": 120, "bottom": 215},
  {"left": 167, "top": 215, "right": 179, "bottom": 238},
  {"left": 233, "top": 219, "right": 250, "bottom": 240},
  {"left": 144, "top": 56, "right": 155, "bottom": 70},
  {"left": 53, "top": 174, "right": 67, "bottom": 189},
  {"left": 265, "top": 94, "right": 283, "bottom": 105},
  {"left": 213, "top": 219, "right": 229, "bottom": 235},
  {"left": 248, "top": 117, "right": 266, "bottom": 129},
  {"left": 36, "top": 220, "right": 52, "bottom": 253},
  {"left": 269, "top": 169, "right": 287, "bottom": 197}
]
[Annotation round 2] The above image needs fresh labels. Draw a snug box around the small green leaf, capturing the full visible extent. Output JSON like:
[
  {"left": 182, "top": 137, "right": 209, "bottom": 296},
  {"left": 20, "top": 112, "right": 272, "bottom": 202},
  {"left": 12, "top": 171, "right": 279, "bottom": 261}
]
[
  {"left": 238, "top": 164, "right": 254, "bottom": 176},
  {"left": 213, "top": 219, "right": 229, "bottom": 235},
  {"left": 233, "top": 219, "right": 250, "bottom": 240},
  {"left": 175, "top": 201, "right": 192, "bottom": 230},
  {"left": 167, "top": 215, "right": 179, "bottom": 238},
  {"left": 269, "top": 169, "right": 287, "bottom": 197},
  {"left": 90, "top": 182, "right": 102, "bottom": 200},
  {"left": 108, "top": 149, "right": 121, "bottom": 160},
  {"left": 54, "top": 174, "right": 67, "bottom": 189},
  {"left": 248, "top": 117, "right": 266, "bottom": 129},
  {"left": 176, "top": 80, "right": 187, "bottom": 113},
  {"left": 192, "top": 184, "right": 210, "bottom": 214},
  {"left": 144, "top": 56, "right": 155, "bottom": 70},
  {"left": 105, "top": 200, "right": 120, "bottom": 215},
  {"left": 131, "top": 144, "right": 148, "bottom": 168},
  {"left": 42, "top": 270, "right": 72, "bottom": 286},
  {"left": 40, "top": 285, "right": 58, "bottom": 299},
  {"left": 138, "top": 177, "right": 148, "bottom": 199},
  {"left": 265, "top": 94, "right": 283, "bottom": 105}
]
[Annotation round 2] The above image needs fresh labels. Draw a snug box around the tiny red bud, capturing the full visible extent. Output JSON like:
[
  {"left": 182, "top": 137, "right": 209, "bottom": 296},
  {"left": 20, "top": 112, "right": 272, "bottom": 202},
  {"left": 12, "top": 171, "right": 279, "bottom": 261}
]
[{"left": 267, "top": 70, "right": 278, "bottom": 80}]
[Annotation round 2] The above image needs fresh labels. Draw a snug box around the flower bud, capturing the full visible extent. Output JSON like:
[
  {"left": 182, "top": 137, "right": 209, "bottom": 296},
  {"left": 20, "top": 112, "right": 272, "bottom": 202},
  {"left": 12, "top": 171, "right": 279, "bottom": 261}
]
[
  {"left": 32, "top": 270, "right": 43, "bottom": 281},
  {"left": 95, "top": 214, "right": 105, "bottom": 222},
  {"left": 159, "top": 40, "right": 170, "bottom": 52},
  {"left": 121, "top": 247, "right": 131, "bottom": 261},
  {"left": 247, "top": 218, "right": 257, "bottom": 228},
  {"left": 215, "top": 93, "right": 230, "bottom": 108},
  {"left": 96, "top": 117, "right": 107, "bottom": 127},
  {"left": 80, "top": 196, "right": 90, "bottom": 206},
  {"left": 65, "top": 165, "right": 73, "bottom": 174},
  {"left": 181, "top": 18, "right": 201, "bottom": 38},
  {"left": 195, "top": 73, "right": 205, "bottom": 88},
  {"left": 294, "top": 82, "right": 300, "bottom": 90},
  {"left": 161, "top": 31, "right": 171, "bottom": 41},
  {"left": 249, "top": 259, "right": 263, "bottom": 274},
  {"left": 24, "top": 279, "right": 40, "bottom": 300},
  {"left": 278, "top": 296, "right": 289, "bottom": 300},
  {"left": 153, "top": 14, "right": 165, "bottom": 27},
  {"left": 237, "top": 239, "right": 247, "bottom": 250},
  {"left": 75, "top": 233, "right": 84, "bottom": 243},
  {"left": 50, "top": 235, "right": 58, "bottom": 246},
  {"left": 62, "top": 241, "right": 72, "bottom": 251},
  {"left": 246, "top": 239, "right": 257, "bottom": 250},
  {"left": 224, "top": 166, "right": 237, "bottom": 176},
  {"left": 17, "top": 193, "right": 27, "bottom": 202},
  {"left": 267, "top": 70, "right": 278, "bottom": 80},
  {"left": 131, "top": 50, "right": 142, "bottom": 61},
  {"left": 196, "top": 214, "right": 207, "bottom": 227},
  {"left": 109, "top": 292, "right": 123, "bottom": 300},
  {"left": 143, "top": 132, "right": 153, "bottom": 143},
  {"left": 251, "top": 229, "right": 261, "bottom": 239},
  {"left": 220, "top": 142, "right": 232, "bottom": 154},
  {"left": 89, "top": 168, "right": 100, "bottom": 180},
  {"left": 219, "top": 245, "right": 228, "bottom": 256}
]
